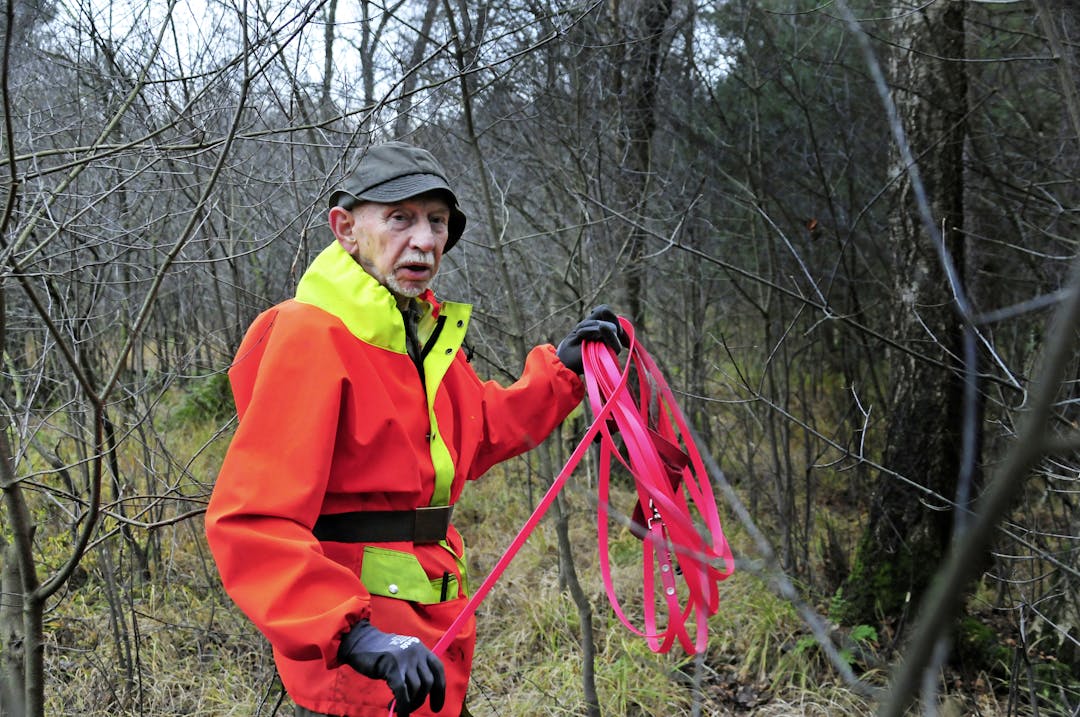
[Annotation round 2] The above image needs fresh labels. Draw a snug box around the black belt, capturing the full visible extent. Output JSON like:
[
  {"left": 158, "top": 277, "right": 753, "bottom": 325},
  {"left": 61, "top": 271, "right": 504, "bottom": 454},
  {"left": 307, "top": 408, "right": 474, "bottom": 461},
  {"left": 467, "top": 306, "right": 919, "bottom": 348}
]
[{"left": 312, "top": 506, "right": 454, "bottom": 544}]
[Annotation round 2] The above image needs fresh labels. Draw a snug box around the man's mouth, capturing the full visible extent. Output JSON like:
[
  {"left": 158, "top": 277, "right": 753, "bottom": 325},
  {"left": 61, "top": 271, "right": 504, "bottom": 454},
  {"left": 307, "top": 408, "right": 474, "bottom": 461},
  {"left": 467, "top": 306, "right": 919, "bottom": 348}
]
[{"left": 397, "top": 262, "right": 433, "bottom": 280}]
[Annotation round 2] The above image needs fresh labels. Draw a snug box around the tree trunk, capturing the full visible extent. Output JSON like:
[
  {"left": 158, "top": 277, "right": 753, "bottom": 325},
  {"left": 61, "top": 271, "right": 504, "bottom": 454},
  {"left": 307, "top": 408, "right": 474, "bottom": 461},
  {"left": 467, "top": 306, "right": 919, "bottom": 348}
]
[
  {"left": 320, "top": 0, "right": 338, "bottom": 114},
  {"left": 1, "top": 537, "right": 25, "bottom": 717},
  {"left": 843, "top": 0, "right": 971, "bottom": 629},
  {"left": 443, "top": 2, "right": 600, "bottom": 712},
  {"left": 393, "top": 0, "right": 440, "bottom": 138},
  {"left": 612, "top": 0, "right": 674, "bottom": 326},
  {"left": 0, "top": 428, "right": 43, "bottom": 717}
]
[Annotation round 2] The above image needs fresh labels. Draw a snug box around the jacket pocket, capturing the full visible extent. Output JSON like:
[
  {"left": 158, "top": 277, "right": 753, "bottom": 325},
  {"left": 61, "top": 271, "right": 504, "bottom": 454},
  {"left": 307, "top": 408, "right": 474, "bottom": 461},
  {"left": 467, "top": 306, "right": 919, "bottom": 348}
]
[{"left": 360, "top": 546, "right": 459, "bottom": 605}]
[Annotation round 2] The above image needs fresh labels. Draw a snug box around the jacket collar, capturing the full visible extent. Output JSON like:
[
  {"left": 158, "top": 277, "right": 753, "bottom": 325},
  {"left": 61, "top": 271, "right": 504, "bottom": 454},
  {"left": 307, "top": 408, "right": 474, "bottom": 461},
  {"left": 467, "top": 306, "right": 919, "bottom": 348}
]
[{"left": 294, "top": 241, "right": 419, "bottom": 352}]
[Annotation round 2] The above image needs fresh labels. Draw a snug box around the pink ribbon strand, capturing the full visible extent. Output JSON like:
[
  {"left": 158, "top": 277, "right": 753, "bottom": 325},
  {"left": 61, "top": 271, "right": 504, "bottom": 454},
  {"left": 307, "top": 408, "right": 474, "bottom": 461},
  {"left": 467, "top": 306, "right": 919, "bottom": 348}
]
[{"left": 406, "top": 317, "right": 735, "bottom": 714}]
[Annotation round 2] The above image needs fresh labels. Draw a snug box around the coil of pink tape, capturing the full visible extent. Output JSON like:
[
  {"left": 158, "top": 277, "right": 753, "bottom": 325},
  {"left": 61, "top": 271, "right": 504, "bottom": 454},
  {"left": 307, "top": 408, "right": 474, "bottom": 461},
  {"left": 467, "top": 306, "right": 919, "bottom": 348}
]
[
  {"left": 586, "top": 318, "right": 734, "bottom": 654},
  {"left": 403, "top": 318, "right": 735, "bottom": 714}
]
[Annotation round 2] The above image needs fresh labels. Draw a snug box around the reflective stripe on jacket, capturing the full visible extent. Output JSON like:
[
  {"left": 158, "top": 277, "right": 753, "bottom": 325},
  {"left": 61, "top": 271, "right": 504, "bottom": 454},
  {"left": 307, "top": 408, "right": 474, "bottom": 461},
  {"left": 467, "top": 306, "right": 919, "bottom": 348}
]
[{"left": 204, "top": 242, "right": 584, "bottom": 717}]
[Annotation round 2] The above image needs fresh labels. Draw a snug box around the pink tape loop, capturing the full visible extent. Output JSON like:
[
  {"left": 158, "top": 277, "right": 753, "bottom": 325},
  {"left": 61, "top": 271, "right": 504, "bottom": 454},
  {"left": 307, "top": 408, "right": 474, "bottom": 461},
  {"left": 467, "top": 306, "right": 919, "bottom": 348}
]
[{"left": 397, "top": 317, "right": 735, "bottom": 714}]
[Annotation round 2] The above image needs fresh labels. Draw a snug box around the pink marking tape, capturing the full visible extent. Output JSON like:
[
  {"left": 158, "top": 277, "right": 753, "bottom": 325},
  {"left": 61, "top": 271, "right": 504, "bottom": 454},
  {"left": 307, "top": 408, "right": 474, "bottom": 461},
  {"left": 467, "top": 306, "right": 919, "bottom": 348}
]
[{"left": 394, "top": 318, "right": 734, "bottom": 714}]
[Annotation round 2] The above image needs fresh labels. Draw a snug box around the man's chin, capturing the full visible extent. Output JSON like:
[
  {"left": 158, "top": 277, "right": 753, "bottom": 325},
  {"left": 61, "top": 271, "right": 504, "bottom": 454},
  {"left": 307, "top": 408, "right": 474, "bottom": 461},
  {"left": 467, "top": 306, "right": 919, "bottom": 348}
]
[{"left": 386, "top": 278, "right": 428, "bottom": 299}]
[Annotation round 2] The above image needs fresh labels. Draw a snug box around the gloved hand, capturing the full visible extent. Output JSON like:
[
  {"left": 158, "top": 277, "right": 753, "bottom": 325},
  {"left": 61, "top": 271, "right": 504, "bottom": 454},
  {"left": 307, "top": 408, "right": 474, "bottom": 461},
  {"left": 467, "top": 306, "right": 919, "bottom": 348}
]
[
  {"left": 338, "top": 619, "right": 446, "bottom": 715},
  {"left": 556, "top": 305, "right": 628, "bottom": 375}
]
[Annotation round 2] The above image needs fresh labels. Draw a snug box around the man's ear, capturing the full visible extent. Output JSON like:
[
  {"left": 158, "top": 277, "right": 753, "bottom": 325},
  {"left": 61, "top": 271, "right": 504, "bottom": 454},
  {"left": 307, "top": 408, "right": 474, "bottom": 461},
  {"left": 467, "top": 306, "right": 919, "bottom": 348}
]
[{"left": 328, "top": 206, "right": 357, "bottom": 251}]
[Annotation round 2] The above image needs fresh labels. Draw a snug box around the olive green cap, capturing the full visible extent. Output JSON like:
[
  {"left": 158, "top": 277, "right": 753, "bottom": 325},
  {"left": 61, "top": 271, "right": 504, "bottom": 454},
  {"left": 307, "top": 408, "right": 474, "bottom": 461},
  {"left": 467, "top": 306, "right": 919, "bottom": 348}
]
[{"left": 328, "top": 141, "right": 467, "bottom": 251}]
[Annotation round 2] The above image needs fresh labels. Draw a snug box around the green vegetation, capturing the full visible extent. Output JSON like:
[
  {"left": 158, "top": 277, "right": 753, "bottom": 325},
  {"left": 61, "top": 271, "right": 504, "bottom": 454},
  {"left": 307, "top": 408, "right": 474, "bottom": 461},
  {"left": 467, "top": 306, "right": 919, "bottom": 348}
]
[
  {"left": 171, "top": 372, "right": 236, "bottom": 426},
  {"left": 31, "top": 404, "right": 878, "bottom": 716},
  {"left": 27, "top": 341, "right": 1073, "bottom": 717}
]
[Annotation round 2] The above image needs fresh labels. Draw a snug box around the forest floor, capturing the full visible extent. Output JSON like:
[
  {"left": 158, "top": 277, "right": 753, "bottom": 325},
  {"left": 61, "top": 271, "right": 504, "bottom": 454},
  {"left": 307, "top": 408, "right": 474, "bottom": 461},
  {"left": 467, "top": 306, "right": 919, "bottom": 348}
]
[{"left": 41, "top": 455, "right": 1043, "bottom": 717}]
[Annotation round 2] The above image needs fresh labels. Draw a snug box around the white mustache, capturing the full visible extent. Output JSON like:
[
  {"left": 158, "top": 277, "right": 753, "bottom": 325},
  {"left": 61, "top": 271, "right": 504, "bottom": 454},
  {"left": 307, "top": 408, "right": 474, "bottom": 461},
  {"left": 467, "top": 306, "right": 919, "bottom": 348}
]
[{"left": 397, "top": 252, "right": 434, "bottom": 268}]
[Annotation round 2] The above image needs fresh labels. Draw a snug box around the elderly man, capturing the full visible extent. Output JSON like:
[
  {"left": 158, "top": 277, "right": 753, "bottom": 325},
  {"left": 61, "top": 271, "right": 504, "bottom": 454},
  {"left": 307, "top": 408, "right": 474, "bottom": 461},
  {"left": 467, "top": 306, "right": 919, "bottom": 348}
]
[{"left": 205, "top": 141, "right": 623, "bottom": 717}]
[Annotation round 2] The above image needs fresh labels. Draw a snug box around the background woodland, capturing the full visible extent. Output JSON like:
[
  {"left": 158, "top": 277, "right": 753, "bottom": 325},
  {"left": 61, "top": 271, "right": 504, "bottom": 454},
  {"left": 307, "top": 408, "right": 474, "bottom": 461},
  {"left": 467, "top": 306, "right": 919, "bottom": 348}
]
[{"left": 0, "top": 0, "right": 1078, "bottom": 715}]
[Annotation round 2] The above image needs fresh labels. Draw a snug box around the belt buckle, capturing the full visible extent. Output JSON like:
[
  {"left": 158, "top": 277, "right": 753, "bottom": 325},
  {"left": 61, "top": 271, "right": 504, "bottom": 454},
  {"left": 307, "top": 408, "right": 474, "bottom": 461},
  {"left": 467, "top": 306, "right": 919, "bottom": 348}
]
[{"left": 413, "top": 505, "right": 453, "bottom": 544}]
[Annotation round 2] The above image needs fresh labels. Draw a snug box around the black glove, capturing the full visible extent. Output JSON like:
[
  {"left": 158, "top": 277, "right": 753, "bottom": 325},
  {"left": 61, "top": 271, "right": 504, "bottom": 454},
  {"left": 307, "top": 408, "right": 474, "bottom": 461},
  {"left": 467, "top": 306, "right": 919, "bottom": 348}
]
[
  {"left": 338, "top": 619, "right": 446, "bottom": 715},
  {"left": 556, "top": 305, "right": 627, "bottom": 375}
]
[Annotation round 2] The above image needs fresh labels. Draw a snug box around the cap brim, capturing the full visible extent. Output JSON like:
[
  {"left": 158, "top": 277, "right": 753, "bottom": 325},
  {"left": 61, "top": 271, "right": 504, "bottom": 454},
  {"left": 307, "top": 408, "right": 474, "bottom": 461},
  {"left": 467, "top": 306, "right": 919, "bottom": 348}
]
[{"left": 447, "top": 207, "right": 466, "bottom": 252}]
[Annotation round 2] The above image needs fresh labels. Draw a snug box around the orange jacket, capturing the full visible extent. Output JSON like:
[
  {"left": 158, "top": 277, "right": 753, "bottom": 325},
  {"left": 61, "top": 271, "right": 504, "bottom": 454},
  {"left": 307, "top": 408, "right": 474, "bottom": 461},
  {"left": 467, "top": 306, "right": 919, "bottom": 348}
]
[{"left": 205, "top": 242, "right": 584, "bottom": 716}]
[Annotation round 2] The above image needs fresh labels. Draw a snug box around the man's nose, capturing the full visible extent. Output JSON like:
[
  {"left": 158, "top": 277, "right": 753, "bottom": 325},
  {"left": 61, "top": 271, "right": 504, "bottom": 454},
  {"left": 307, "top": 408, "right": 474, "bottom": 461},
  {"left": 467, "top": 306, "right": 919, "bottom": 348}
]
[{"left": 410, "top": 222, "right": 439, "bottom": 252}]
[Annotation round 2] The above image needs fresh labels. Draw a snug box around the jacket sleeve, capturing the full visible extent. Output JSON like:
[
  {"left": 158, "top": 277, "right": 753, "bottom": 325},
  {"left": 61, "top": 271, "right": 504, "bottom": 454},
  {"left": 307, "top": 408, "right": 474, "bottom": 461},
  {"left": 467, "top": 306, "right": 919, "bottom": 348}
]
[
  {"left": 205, "top": 308, "right": 367, "bottom": 666},
  {"left": 466, "top": 343, "right": 585, "bottom": 480}
]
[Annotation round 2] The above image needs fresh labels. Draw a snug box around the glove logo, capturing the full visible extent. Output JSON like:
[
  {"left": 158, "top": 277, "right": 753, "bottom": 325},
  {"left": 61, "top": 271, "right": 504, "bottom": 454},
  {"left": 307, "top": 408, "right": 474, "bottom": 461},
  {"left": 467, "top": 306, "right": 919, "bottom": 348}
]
[{"left": 389, "top": 634, "right": 420, "bottom": 651}]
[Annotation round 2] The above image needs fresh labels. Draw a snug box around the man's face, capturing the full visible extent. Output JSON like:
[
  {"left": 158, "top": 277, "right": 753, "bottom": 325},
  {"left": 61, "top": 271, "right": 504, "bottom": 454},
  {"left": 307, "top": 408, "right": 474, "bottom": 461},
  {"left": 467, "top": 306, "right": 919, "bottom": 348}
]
[{"left": 330, "top": 193, "right": 451, "bottom": 299}]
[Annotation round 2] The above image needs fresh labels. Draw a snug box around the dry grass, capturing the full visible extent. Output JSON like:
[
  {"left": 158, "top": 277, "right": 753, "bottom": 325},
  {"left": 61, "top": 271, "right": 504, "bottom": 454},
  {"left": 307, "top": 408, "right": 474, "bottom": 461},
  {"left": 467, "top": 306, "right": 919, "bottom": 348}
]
[
  {"left": 34, "top": 418, "right": 1041, "bottom": 716},
  {"left": 458, "top": 462, "right": 878, "bottom": 717}
]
